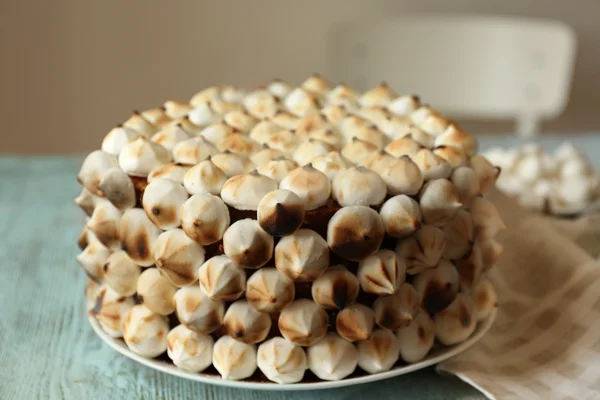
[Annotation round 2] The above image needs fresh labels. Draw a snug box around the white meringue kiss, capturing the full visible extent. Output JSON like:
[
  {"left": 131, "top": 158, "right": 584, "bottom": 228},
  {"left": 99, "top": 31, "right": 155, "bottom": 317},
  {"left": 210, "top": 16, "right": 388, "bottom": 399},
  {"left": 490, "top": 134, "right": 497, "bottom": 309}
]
[
  {"left": 198, "top": 255, "right": 246, "bottom": 302},
  {"left": 275, "top": 229, "right": 329, "bottom": 281},
  {"left": 183, "top": 158, "right": 228, "bottom": 195},
  {"left": 220, "top": 171, "right": 278, "bottom": 211},
  {"left": 142, "top": 178, "right": 188, "bottom": 230},
  {"left": 212, "top": 335, "right": 257, "bottom": 380},
  {"left": 181, "top": 193, "right": 230, "bottom": 245},
  {"left": 223, "top": 300, "right": 271, "bottom": 344},
  {"left": 137, "top": 267, "right": 177, "bottom": 315},
  {"left": 357, "top": 249, "right": 406, "bottom": 296},
  {"left": 357, "top": 329, "right": 401, "bottom": 374},
  {"left": 332, "top": 166, "right": 386, "bottom": 207},
  {"left": 396, "top": 310, "right": 435, "bottom": 363},
  {"left": 245, "top": 267, "right": 295, "bottom": 313},
  {"left": 173, "top": 286, "right": 225, "bottom": 334},
  {"left": 279, "top": 164, "right": 331, "bottom": 211},
  {"left": 153, "top": 228, "right": 205, "bottom": 287},
  {"left": 278, "top": 299, "right": 329, "bottom": 346},
  {"left": 379, "top": 195, "right": 423, "bottom": 238},
  {"left": 257, "top": 337, "right": 307, "bottom": 384},
  {"left": 167, "top": 324, "right": 214, "bottom": 372},
  {"left": 123, "top": 304, "right": 169, "bottom": 358},
  {"left": 307, "top": 333, "right": 358, "bottom": 381},
  {"left": 223, "top": 219, "right": 274, "bottom": 270},
  {"left": 118, "top": 137, "right": 172, "bottom": 177}
]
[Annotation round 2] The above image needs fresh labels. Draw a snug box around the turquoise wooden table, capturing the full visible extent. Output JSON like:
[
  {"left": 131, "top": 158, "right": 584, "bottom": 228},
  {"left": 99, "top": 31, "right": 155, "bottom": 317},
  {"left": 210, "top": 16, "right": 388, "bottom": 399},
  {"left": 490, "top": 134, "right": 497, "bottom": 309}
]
[{"left": 2, "top": 134, "right": 598, "bottom": 399}]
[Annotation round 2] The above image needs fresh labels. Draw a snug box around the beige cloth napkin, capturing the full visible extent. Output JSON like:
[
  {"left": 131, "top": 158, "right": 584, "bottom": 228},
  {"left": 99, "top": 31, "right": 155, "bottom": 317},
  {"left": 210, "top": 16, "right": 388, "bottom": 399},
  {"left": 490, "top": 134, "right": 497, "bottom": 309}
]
[{"left": 438, "top": 191, "right": 600, "bottom": 400}]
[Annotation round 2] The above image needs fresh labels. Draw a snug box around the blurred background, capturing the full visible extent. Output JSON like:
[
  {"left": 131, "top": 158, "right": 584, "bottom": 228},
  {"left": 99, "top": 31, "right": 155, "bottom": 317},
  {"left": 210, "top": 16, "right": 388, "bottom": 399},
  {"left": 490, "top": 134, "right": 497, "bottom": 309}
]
[{"left": 1, "top": 0, "right": 599, "bottom": 154}]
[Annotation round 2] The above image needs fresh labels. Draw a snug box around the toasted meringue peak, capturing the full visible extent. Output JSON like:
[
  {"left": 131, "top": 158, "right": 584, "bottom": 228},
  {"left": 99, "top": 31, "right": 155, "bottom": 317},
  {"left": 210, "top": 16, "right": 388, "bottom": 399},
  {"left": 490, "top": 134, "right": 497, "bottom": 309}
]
[
  {"left": 257, "top": 189, "right": 305, "bottom": 237},
  {"left": 173, "top": 286, "right": 225, "bottom": 334},
  {"left": 470, "top": 196, "right": 505, "bottom": 238},
  {"left": 332, "top": 166, "right": 386, "bottom": 207},
  {"left": 190, "top": 86, "right": 221, "bottom": 106},
  {"left": 413, "top": 148, "right": 453, "bottom": 181},
  {"left": 278, "top": 299, "right": 329, "bottom": 346},
  {"left": 271, "top": 110, "right": 300, "bottom": 130},
  {"left": 360, "top": 82, "right": 397, "bottom": 107},
  {"left": 307, "top": 332, "right": 358, "bottom": 381},
  {"left": 220, "top": 171, "right": 278, "bottom": 211},
  {"left": 413, "top": 259, "right": 460, "bottom": 314},
  {"left": 91, "top": 285, "right": 135, "bottom": 338},
  {"left": 379, "top": 156, "right": 424, "bottom": 196},
  {"left": 223, "top": 300, "right": 271, "bottom": 344},
  {"left": 137, "top": 268, "right": 177, "bottom": 315},
  {"left": 142, "top": 178, "right": 188, "bottom": 229},
  {"left": 388, "top": 95, "right": 421, "bottom": 116},
  {"left": 352, "top": 125, "right": 389, "bottom": 150},
  {"left": 78, "top": 224, "right": 92, "bottom": 250},
  {"left": 434, "top": 146, "right": 468, "bottom": 167},
  {"left": 223, "top": 109, "right": 258, "bottom": 133},
  {"left": 153, "top": 229, "right": 205, "bottom": 287},
  {"left": 473, "top": 279, "right": 498, "bottom": 321},
  {"left": 418, "top": 179, "right": 462, "bottom": 226},
  {"left": 455, "top": 241, "right": 485, "bottom": 290},
  {"left": 181, "top": 193, "right": 230, "bottom": 245},
  {"left": 385, "top": 135, "right": 423, "bottom": 158},
  {"left": 257, "top": 337, "right": 308, "bottom": 384},
  {"left": 326, "top": 84, "right": 361, "bottom": 111},
  {"left": 97, "top": 168, "right": 136, "bottom": 211},
  {"left": 410, "top": 107, "right": 450, "bottom": 136},
  {"left": 480, "top": 237, "right": 503, "bottom": 271},
  {"left": 361, "top": 150, "right": 397, "bottom": 175},
  {"left": 257, "top": 157, "right": 298, "bottom": 183},
  {"left": 210, "top": 151, "right": 255, "bottom": 177},
  {"left": 249, "top": 119, "right": 280, "bottom": 143},
  {"left": 211, "top": 98, "right": 244, "bottom": 115},
  {"left": 435, "top": 123, "right": 478, "bottom": 156},
  {"left": 310, "top": 151, "right": 349, "bottom": 180},
  {"left": 374, "top": 283, "right": 420, "bottom": 331},
  {"left": 327, "top": 206, "right": 385, "bottom": 261},
  {"left": 103, "top": 251, "right": 141, "bottom": 296},
  {"left": 292, "top": 138, "right": 333, "bottom": 166},
  {"left": 188, "top": 101, "right": 222, "bottom": 127},
  {"left": 336, "top": 303, "right": 375, "bottom": 342},
  {"left": 163, "top": 100, "right": 193, "bottom": 119},
  {"left": 308, "top": 128, "right": 343, "bottom": 150},
  {"left": 244, "top": 89, "right": 280, "bottom": 119},
  {"left": 469, "top": 155, "right": 501, "bottom": 194},
  {"left": 102, "top": 125, "right": 142, "bottom": 155},
  {"left": 295, "top": 113, "right": 333, "bottom": 138},
  {"left": 172, "top": 137, "right": 218, "bottom": 165},
  {"left": 267, "top": 79, "right": 293, "bottom": 99},
  {"left": 86, "top": 199, "right": 122, "bottom": 250},
  {"left": 75, "top": 188, "right": 100, "bottom": 216},
  {"left": 357, "top": 328, "right": 401, "bottom": 374},
  {"left": 340, "top": 137, "right": 379, "bottom": 165},
  {"left": 77, "top": 238, "right": 110, "bottom": 283},
  {"left": 311, "top": 265, "right": 360, "bottom": 310},
  {"left": 141, "top": 107, "right": 172, "bottom": 127},
  {"left": 182, "top": 158, "right": 227, "bottom": 195},
  {"left": 279, "top": 164, "right": 331, "bottom": 211},
  {"left": 77, "top": 150, "right": 119, "bottom": 196},
  {"left": 197, "top": 122, "right": 236, "bottom": 147},
  {"left": 250, "top": 146, "right": 286, "bottom": 166},
  {"left": 217, "top": 133, "right": 261, "bottom": 157},
  {"left": 222, "top": 86, "right": 247, "bottom": 104},
  {"left": 167, "top": 324, "right": 214, "bottom": 372},
  {"left": 339, "top": 115, "right": 372, "bottom": 144},
  {"left": 118, "top": 137, "right": 172, "bottom": 177},
  {"left": 198, "top": 255, "right": 246, "bottom": 302},
  {"left": 379, "top": 195, "right": 423, "bottom": 238},
  {"left": 223, "top": 219, "right": 274, "bottom": 270},
  {"left": 359, "top": 105, "right": 392, "bottom": 127},
  {"left": 123, "top": 304, "right": 169, "bottom": 357},
  {"left": 275, "top": 229, "right": 329, "bottom": 281},
  {"left": 357, "top": 249, "right": 406, "bottom": 295},
  {"left": 396, "top": 309, "right": 435, "bottom": 363},
  {"left": 450, "top": 166, "right": 480, "bottom": 207},
  {"left": 443, "top": 209, "right": 475, "bottom": 260},
  {"left": 284, "top": 87, "right": 320, "bottom": 117},
  {"left": 396, "top": 224, "right": 446, "bottom": 274},
  {"left": 119, "top": 208, "right": 162, "bottom": 267},
  {"left": 260, "top": 128, "right": 300, "bottom": 154},
  {"left": 320, "top": 104, "right": 348, "bottom": 127},
  {"left": 246, "top": 267, "right": 295, "bottom": 313},
  {"left": 123, "top": 111, "right": 158, "bottom": 136},
  {"left": 149, "top": 163, "right": 191, "bottom": 184},
  {"left": 212, "top": 335, "right": 257, "bottom": 380},
  {"left": 434, "top": 293, "right": 477, "bottom": 345},
  {"left": 301, "top": 74, "right": 332, "bottom": 97}
]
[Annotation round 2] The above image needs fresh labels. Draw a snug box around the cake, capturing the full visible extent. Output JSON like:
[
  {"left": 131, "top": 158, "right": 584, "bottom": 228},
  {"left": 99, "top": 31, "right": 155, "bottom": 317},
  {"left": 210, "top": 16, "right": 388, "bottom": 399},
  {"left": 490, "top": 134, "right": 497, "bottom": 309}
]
[{"left": 76, "top": 75, "right": 503, "bottom": 383}]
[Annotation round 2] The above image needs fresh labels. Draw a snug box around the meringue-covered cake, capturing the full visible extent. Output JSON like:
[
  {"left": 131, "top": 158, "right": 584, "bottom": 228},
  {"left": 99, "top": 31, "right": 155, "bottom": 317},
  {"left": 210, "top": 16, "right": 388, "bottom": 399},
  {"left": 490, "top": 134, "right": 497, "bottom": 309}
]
[{"left": 76, "top": 75, "right": 503, "bottom": 384}]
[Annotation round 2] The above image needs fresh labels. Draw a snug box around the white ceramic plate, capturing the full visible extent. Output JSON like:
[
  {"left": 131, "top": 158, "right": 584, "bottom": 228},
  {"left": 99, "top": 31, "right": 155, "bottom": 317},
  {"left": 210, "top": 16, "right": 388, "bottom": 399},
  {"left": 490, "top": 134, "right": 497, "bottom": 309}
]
[{"left": 89, "top": 310, "right": 495, "bottom": 391}]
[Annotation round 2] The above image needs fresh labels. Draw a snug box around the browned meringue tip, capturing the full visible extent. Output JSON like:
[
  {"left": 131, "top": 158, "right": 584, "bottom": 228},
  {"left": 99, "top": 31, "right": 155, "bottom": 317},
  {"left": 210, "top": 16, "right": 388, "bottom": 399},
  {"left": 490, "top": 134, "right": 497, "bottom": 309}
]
[
  {"left": 257, "top": 189, "right": 305, "bottom": 237},
  {"left": 278, "top": 299, "right": 329, "bottom": 346},
  {"left": 413, "top": 260, "right": 460, "bottom": 315},
  {"left": 373, "top": 283, "right": 420, "bottom": 331},
  {"left": 223, "top": 301, "right": 271, "bottom": 344},
  {"left": 311, "top": 265, "right": 360, "bottom": 310},
  {"left": 336, "top": 303, "right": 375, "bottom": 342},
  {"left": 327, "top": 206, "right": 385, "bottom": 261}
]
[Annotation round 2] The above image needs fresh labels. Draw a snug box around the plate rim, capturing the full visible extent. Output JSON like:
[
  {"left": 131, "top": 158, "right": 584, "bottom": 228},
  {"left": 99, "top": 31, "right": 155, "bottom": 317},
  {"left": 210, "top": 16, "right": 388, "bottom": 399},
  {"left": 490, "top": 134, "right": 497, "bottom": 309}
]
[{"left": 88, "top": 309, "right": 496, "bottom": 391}]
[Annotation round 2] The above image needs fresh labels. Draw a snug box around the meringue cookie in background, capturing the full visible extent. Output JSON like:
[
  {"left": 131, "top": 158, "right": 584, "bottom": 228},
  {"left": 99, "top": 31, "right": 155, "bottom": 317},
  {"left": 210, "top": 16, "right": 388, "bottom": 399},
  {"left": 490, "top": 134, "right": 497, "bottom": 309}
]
[
  {"left": 473, "top": 279, "right": 499, "bottom": 321},
  {"left": 413, "top": 148, "right": 453, "bottom": 181},
  {"left": 257, "top": 189, "right": 305, "bottom": 237},
  {"left": 141, "top": 107, "right": 172, "bottom": 127},
  {"left": 223, "top": 109, "right": 258, "bottom": 133},
  {"left": 172, "top": 137, "right": 218, "bottom": 165},
  {"left": 271, "top": 110, "right": 300, "bottom": 130},
  {"left": 418, "top": 179, "right": 462, "bottom": 226},
  {"left": 327, "top": 206, "right": 385, "bottom": 261},
  {"left": 103, "top": 251, "right": 141, "bottom": 296},
  {"left": 77, "top": 237, "right": 110, "bottom": 283},
  {"left": 357, "top": 328, "right": 401, "bottom": 374},
  {"left": 379, "top": 195, "right": 423, "bottom": 238},
  {"left": 295, "top": 113, "right": 333, "bottom": 138},
  {"left": 357, "top": 249, "right": 406, "bottom": 296},
  {"left": 77, "top": 150, "right": 119, "bottom": 196},
  {"left": 410, "top": 106, "right": 449, "bottom": 136},
  {"left": 119, "top": 137, "right": 172, "bottom": 177},
  {"left": 310, "top": 151, "right": 349, "bottom": 181},
  {"left": 260, "top": 128, "right": 300, "bottom": 154},
  {"left": 256, "top": 156, "right": 298, "bottom": 183},
  {"left": 379, "top": 156, "right": 424, "bottom": 196},
  {"left": 122, "top": 111, "right": 158, "bottom": 136},
  {"left": 336, "top": 303, "right": 375, "bottom": 342},
  {"left": 182, "top": 157, "right": 228, "bottom": 195},
  {"left": 275, "top": 229, "right": 329, "bottom": 281},
  {"left": 434, "top": 293, "right": 477, "bottom": 346},
  {"left": 396, "top": 310, "right": 435, "bottom": 363},
  {"left": 250, "top": 145, "right": 286, "bottom": 166},
  {"left": 358, "top": 105, "right": 391, "bottom": 127},
  {"left": 470, "top": 196, "right": 506, "bottom": 238},
  {"left": 91, "top": 285, "right": 135, "bottom": 338},
  {"left": 443, "top": 209, "right": 475, "bottom": 260},
  {"left": 307, "top": 332, "right": 358, "bottom": 381},
  {"left": 339, "top": 115, "right": 372, "bottom": 143},
  {"left": 223, "top": 300, "right": 271, "bottom": 344},
  {"left": 257, "top": 337, "right": 308, "bottom": 384},
  {"left": 413, "top": 259, "right": 460, "bottom": 314},
  {"left": 212, "top": 335, "right": 257, "bottom": 381},
  {"left": 167, "top": 324, "right": 214, "bottom": 373},
  {"left": 361, "top": 150, "right": 397, "bottom": 176},
  {"left": 149, "top": 159, "right": 193, "bottom": 183},
  {"left": 244, "top": 89, "right": 280, "bottom": 119},
  {"left": 388, "top": 94, "right": 421, "bottom": 116},
  {"left": 165, "top": 116, "right": 203, "bottom": 135},
  {"left": 142, "top": 178, "right": 188, "bottom": 230},
  {"left": 308, "top": 128, "right": 343, "bottom": 151},
  {"left": 279, "top": 164, "right": 331, "bottom": 211},
  {"left": 311, "top": 265, "right": 360, "bottom": 310},
  {"left": 284, "top": 87, "right": 320, "bottom": 117},
  {"left": 292, "top": 138, "right": 333, "bottom": 166},
  {"left": 332, "top": 166, "right": 386, "bottom": 207},
  {"left": 180, "top": 193, "right": 230, "bottom": 246},
  {"left": 212, "top": 99, "right": 243, "bottom": 115},
  {"left": 326, "top": 84, "right": 360, "bottom": 111},
  {"left": 249, "top": 119, "right": 280, "bottom": 143},
  {"left": 373, "top": 283, "right": 420, "bottom": 330},
  {"left": 433, "top": 146, "right": 468, "bottom": 167},
  {"left": 279, "top": 299, "right": 329, "bottom": 346},
  {"left": 220, "top": 171, "right": 278, "bottom": 211},
  {"left": 151, "top": 124, "right": 190, "bottom": 152},
  {"left": 345, "top": 125, "right": 387, "bottom": 150},
  {"left": 102, "top": 125, "right": 142, "bottom": 155},
  {"left": 396, "top": 224, "right": 446, "bottom": 275},
  {"left": 97, "top": 167, "right": 136, "bottom": 211},
  {"left": 210, "top": 151, "right": 255, "bottom": 177},
  {"left": 450, "top": 166, "right": 480, "bottom": 207},
  {"left": 74, "top": 188, "right": 100, "bottom": 216},
  {"left": 198, "top": 255, "right": 246, "bottom": 302},
  {"left": 301, "top": 74, "right": 332, "bottom": 98},
  {"left": 163, "top": 100, "right": 193, "bottom": 119},
  {"left": 469, "top": 155, "right": 501, "bottom": 195},
  {"left": 385, "top": 135, "right": 423, "bottom": 158},
  {"left": 434, "top": 123, "right": 478, "bottom": 156},
  {"left": 479, "top": 237, "right": 504, "bottom": 272},
  {"left": 341, "top": 137, "right": 379, "bottom": 165},
  {"left": 153, "top": 229, "right": 205, "bottom": 287},
  {"left": 123, "top": 304, "right": 169, "bottom": 358},
  {"left": 359, "top": 82, "right": 397, "bottom": 107},
  {"left": 137, "top": 268, "right": 177, "bottom": 315},
  {"left": 119, "top": 208, "right": 162, "bottom": 267},
  {"left": 223, "top": 219, "right": 274, "bottom": 269},
  {"left": 455, "top": 241, "right": 485, "bottom": 290},
  {"left": 173, "top": 286, "right": 225, "bottom": 334},
  {"left": 86, "top": 199, "right": 121, "bottom": 250},
  {"left": 246, "top": 267, "right": 295, "bottom": 313},
  {"left": 267, "top": 79, "right": 293, "bottom": 99},
  {"left": 217, "top": 133, "right": 261, "bottom": 158},
  {"left": 188, "top": 101, "right": 222, "bottom": 127},
  {"left": 190, "top": 86, "right": 221, "bottom": 106},
  {"left": 197, "top": 122, "right": 236, "bottom": 147}
]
